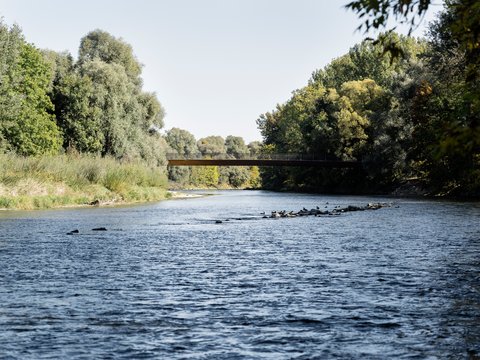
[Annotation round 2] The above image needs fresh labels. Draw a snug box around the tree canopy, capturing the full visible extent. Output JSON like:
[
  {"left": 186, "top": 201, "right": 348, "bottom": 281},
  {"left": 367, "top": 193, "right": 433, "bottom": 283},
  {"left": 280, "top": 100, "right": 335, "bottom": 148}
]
[
  {"left": 0, "top": 23, "right": 61, "bottom": 155},
  {"left": 257, "top": 25, "right": 479, "bottom": 196},
  {"left": 0, "top": 24, "right": 168, "bottom": 165}
]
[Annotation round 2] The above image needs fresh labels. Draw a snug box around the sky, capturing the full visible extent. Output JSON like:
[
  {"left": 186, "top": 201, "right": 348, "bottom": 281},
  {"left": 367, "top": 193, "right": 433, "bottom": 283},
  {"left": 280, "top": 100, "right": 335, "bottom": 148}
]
[{"left": 0, "top": 0, "right": 443, "bottom": 143}]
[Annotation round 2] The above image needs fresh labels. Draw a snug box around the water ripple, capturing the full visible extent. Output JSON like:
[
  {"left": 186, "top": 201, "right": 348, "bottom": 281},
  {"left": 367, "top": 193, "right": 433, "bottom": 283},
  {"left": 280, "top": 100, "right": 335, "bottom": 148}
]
[{"left": 0, "top": 190, "right": 479, "bottom": 358}]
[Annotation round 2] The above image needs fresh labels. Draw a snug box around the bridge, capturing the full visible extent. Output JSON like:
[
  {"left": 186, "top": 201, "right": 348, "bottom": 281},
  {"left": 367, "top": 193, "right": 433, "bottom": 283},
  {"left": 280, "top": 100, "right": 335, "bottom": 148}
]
[{"left": 166, "top": 153, "right": 361, "bottom": 168}]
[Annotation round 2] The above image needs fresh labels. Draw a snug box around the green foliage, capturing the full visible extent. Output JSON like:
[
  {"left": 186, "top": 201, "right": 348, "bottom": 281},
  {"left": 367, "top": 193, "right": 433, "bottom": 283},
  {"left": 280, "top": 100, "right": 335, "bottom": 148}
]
[
  {"left": 164, "top": 131, "right": 259, "bottom": 188},
  {"left": 225, "top": 135, "right": 249, "bottom": 158},
  {"left": 257, "top": 33, "right": 426, "bottom": 193},
  {"left": 312, "top": 32, "right": 427, "bottom": 89},
  {"left": 228, "top": 167, "right": 251, "bottom": 188},
  {"left": 164, "top": 127, "right": 197, "bottom": 184},
  {"left": 0, "top": 23, "right": 167, "bottom": 167},
  {"left": 219, "top": 166, "right": 250, "bottom": 188},
  {"left": 248, "top": 141, "right": 262, "bottom": 156},
  {"left": 54, "top": 71, "right": 104, "bottom": 152},
  {"left": 197, "top": 136, "right": 226, "bottom": 156},
  {"left": 190, "top": 166, "right": 219, "bottom": 187},
  {"left": 165, "top": 127, "right": 197, "bottom": 155},
  {"left": 247, "top": 166, "right": 262, "bottom": 188},
  {"left": 345, "top": 0, "right": 480, "bottom": 196},
  {"left": 78, "top": 29, "right": 142, "bottom": 84},
  {"left": 345, "top": 0, "right": 431, "bottom": 35},
  {"left": 50, "top": 30, "right": 167, "bottom": 165},
  {"left": 0, "top": 21, "right": 23, "bottom": 125},
  {"left": 0, "top": 21, "right": 259, "bottom": 192},
  {"left": 0, "top": 23, "right": 62, "bottom": 155},
  {"left": 258, "top": 20, "right": 479, "bottom": 196}
]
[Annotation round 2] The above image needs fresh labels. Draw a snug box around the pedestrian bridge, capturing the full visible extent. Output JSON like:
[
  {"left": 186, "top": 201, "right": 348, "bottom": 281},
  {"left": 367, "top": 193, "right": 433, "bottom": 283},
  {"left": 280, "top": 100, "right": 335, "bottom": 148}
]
[{"left": 166, "top": 153, "right": 361, "bottom": 168}]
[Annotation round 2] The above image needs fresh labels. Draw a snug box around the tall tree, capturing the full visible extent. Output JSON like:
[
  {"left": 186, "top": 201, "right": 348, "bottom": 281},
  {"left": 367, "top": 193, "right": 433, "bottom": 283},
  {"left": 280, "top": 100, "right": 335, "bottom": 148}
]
[
  {"left": 0, "top": 24, "right": 61, "bottom": 156},
  {"left": 257, "top": 33, "right": 427, "bottom": 192},
  {"left": 346, "top": 0, "right": 480, "bottom": 179},
  {"left": 78, "top": 29, "right": 142, "bottom": 85},
  {"left": 50, "top": 30, "right": 167, "bottom": 164}
]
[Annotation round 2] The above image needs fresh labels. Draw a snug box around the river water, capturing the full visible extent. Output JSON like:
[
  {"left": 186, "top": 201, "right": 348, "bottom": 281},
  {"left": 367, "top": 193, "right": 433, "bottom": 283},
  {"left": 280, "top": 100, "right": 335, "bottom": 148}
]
[{"left": 0, "top": 190, "right": 479, "bottom": 359}]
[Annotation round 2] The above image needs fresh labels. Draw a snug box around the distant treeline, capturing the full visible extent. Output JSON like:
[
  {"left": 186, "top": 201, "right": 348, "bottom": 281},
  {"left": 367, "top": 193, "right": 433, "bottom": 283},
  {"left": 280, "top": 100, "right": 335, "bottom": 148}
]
[
  {"left": 0, "top": 23, "right": 258, "bottom": 189},
  {"left": 257, "top": 5, "right": 479, "bottom": 197},
  {"left": 165, "top": 129, "right": 261, "bottom": 188}
]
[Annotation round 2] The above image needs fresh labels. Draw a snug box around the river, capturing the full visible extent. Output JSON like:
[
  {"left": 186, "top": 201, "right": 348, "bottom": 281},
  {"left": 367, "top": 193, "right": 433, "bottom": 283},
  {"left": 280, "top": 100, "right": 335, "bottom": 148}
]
[{"left": 0, "top": 190, "right": 479, "bottom": 358}]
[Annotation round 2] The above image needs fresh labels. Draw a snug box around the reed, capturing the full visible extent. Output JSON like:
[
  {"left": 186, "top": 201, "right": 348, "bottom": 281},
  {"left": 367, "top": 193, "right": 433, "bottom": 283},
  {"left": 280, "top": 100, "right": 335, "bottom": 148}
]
[{"left": 0, "top": 153, "right": 168, "bottom": 210}]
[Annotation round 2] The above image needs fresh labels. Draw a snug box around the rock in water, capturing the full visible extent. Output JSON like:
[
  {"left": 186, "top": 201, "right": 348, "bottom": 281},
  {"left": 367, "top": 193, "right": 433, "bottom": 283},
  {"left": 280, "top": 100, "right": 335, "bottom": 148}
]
[
  {"left": 67, "top": 229, "right": 79, "bottom": 235},
  {"left": 92, "top": 227, "right": 107, "bottom": 231}
]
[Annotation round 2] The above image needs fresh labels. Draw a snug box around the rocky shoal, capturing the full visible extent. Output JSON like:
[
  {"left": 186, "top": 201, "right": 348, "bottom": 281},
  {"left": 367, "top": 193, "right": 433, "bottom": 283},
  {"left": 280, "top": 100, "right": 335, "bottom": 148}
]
[{"left": 264, "top": 202, "right": 394, "bottom": 219}]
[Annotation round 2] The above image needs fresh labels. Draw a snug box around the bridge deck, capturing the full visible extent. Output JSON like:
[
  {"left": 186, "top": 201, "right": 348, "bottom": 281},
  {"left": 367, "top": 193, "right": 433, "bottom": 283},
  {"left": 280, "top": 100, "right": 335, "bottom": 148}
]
[{"left": 168, "top": 159, "right": 360, "bottom": 167}]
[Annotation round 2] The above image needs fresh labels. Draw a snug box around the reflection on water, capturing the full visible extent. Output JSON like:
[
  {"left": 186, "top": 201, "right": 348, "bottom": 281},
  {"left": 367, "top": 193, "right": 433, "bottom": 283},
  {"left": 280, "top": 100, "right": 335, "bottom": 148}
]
[{"left": 0, "top": 190, "right": 479, "bottom": 358}]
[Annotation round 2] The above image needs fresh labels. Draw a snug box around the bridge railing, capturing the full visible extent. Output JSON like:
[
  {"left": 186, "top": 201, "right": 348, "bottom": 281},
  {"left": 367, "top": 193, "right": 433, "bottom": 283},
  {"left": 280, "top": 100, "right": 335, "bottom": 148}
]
[{"left": 166, "top": 153, "right": 345, "bottom": 161}]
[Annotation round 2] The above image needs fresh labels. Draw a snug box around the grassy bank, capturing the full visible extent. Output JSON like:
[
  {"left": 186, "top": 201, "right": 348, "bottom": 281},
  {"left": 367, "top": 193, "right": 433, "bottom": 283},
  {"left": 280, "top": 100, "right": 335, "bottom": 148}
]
[{"left": 0, "top": 154, "right": 169, "bottom": 210}]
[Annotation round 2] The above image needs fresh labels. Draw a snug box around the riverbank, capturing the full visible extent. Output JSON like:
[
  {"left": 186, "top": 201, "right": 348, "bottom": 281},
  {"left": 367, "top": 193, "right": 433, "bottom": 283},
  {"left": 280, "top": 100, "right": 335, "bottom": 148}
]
[{"left": 0, "top": 154, "right": 170, "bottom": 210}]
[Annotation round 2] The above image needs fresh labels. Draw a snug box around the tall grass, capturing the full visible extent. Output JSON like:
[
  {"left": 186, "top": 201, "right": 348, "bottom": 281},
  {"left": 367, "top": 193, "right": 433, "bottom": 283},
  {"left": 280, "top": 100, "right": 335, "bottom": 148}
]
[{"left": 0, "top": 153, "right": 168, "bottom": 209}]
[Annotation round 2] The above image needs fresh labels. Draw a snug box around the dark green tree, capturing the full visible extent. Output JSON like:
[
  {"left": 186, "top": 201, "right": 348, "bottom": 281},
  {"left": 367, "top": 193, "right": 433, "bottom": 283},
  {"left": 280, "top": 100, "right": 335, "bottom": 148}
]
[{"left": 0, "top": 24, "right": 62, "bottom": 156}]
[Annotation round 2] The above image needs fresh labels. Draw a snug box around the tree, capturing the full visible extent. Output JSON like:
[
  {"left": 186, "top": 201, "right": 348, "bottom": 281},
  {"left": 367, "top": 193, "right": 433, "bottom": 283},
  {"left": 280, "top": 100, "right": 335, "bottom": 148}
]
[
  {"left": 138, "top": 92, "right": 165, "bottom": 130},
  {"left": 164, "top": 128, "right": 197, "bottom": 183},
  {"left": 335, "top": 79, "right": 386, "bottom": 159},
  {"left": 190, "top": 165, "right": 219, "bottom": 187},
  {"left": 346, "top": 0, "right": 479, "bottom": 165},
  {"left": 345, "top": 0, "right": 432, "bottom": 35},
  {"left": 197, "top": 136, "right": 226, "bottom": 156},
  {"left": 78, "top": 29, "right": 142, "bottom": 85},
  {"left": 0, "top": 21, "right": 24, "bottom": 152},
  {"left": 0, "top": 37, "right": 61, "bottom": 155},
  {"left": 247, "top": 141, "right": 262, "bottom": 157},
  {"left": 218, "top": 135, "right": 250, "bottom": 187},
  {"left": 165, "top": 128, "right": 197, "bottom": 156},
  {"left": 257, "top": 32, "right": 428, "bottom": 192},
  {"left": 221, "top": 166, "right": 250, "bottom": 188},
  {"left": 54, "top": 71, "right": 104, "bottom": 153},
  {"left": 312, "top": 32, "right": 427, "bottom": 90},
  {"left": 49, "top": 30, "right": 167, "bottom": 165},
  {"left": 225, "top": 135, "right": 249, "bottom": 158}
]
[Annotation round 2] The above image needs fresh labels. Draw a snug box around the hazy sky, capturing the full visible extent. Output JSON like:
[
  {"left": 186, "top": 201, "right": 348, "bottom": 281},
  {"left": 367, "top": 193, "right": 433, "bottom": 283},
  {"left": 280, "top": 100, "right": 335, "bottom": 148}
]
[{"left": 0, "top": 0, "right": 443, "bottom": 143}]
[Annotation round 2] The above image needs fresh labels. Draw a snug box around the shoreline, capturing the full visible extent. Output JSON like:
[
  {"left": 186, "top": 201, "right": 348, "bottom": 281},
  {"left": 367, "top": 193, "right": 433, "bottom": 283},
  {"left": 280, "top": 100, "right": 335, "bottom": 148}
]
[
  {"left": 0, "top": 190, "right": 209, "bottom": 212},
  {"left": 2, "top": 187, "right": 477, "bottom": 212}
]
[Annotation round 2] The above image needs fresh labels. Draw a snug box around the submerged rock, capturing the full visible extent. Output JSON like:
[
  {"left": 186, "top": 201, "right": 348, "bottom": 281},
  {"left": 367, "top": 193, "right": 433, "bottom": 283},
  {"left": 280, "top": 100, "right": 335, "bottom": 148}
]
[
  {"left": 92, "top": 227, "right": 107, "bottom": 231},
  {"left": 67, "top": 229, "right": 79, "bottom": 235}
]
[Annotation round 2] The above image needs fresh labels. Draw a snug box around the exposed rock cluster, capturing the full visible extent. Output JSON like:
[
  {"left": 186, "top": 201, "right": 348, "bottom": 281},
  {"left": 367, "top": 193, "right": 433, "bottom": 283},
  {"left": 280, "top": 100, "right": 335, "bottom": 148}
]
[{"left": 265, "top": 202, "right": 393, "bottom": 219}]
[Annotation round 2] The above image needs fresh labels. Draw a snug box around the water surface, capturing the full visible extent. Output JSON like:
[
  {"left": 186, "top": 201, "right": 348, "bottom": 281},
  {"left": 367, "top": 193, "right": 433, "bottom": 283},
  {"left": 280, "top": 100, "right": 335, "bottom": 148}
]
[{"left": 0, "top": 191, "right": 479, "bottom": 358}]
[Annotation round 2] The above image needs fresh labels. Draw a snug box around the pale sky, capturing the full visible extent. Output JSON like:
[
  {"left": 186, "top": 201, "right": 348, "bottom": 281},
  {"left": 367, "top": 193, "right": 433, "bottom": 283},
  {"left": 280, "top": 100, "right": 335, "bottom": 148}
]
[{"left": 0, "top": 0, "right": 443, "bottom": 143}]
